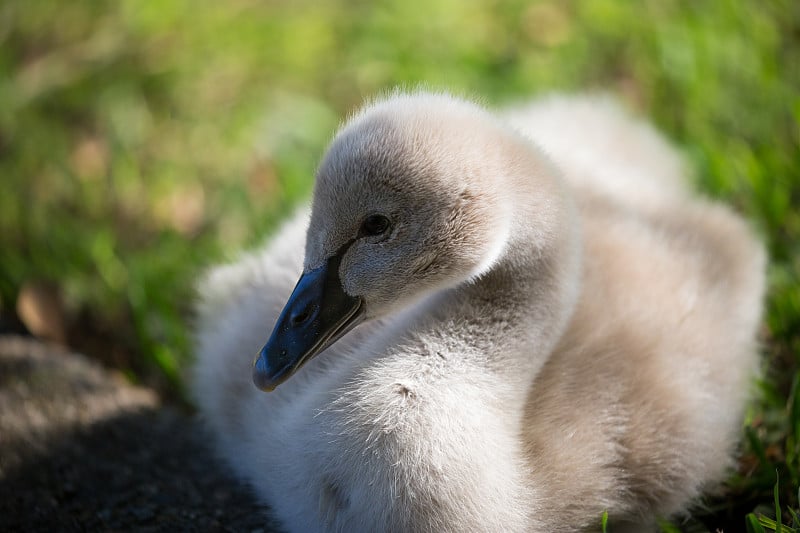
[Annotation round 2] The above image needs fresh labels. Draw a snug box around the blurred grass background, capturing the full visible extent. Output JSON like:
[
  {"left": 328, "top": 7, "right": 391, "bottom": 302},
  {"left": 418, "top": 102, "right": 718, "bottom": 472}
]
[{"left": 0, "top": 0, "right": 798, "bottom": 529}]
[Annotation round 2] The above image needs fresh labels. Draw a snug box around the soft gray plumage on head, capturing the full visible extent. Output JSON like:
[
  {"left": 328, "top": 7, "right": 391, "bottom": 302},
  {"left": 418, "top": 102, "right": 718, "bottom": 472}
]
[{"left": 306, "top": 94, "right": 516, "bottom": 318}]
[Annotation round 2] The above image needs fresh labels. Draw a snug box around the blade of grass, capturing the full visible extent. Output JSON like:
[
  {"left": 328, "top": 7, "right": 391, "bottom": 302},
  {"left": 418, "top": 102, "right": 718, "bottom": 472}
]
[
  {"left": 788, "top": 507, "right": 799, "bottom": 529},
  {"left": 747, "top": 513, "right": 766, "bottom": 533},
  {"left": 756, "top": 515, "right": 796, "bottom": 532},
  {"left": 775, "top": 471, "right": 783, "bottom": 532}
]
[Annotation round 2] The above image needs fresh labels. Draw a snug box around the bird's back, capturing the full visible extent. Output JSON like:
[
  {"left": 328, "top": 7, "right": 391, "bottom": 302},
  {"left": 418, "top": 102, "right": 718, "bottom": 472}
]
[{"left": 520, "top": 166, "right": 765, "bottom": 527}]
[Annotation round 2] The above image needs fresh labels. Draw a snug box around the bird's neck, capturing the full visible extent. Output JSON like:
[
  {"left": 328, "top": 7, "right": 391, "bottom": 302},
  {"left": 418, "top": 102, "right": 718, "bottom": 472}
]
[{"left": 457, "top": 157, "right": 583, "bottom": 395}]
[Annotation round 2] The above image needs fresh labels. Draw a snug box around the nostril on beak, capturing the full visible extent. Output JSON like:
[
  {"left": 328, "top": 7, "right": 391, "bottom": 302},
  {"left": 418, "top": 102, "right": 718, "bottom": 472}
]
[{"left": 290, "top": 304, "right": 315, "bottom": 327}]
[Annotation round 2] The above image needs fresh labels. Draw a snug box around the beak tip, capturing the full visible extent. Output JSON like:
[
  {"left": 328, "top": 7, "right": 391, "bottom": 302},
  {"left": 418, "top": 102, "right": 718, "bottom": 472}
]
[{"left": 252, "top": 351, "right": 278, "bottom": 392}]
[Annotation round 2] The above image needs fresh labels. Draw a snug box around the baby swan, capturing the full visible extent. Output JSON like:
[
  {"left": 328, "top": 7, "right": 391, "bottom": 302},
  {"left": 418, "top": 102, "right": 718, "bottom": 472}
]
[{"left": 194, "top": 92, "right": 765, "bottom": 532}]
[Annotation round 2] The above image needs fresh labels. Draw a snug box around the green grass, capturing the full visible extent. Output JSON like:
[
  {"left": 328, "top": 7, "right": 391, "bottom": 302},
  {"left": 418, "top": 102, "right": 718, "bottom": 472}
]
[
  {"left": 1, "top": 0, "right": 798, "bottom": 528},
  {"left": 745, "top": 471, "right": 800, "bottom": 532}
]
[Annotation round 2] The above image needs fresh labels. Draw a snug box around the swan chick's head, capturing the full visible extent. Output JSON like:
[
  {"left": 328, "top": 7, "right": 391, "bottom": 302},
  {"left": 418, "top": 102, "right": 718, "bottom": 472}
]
[{"left": 254, "top": 93, "right": 517, "bottom": 391}]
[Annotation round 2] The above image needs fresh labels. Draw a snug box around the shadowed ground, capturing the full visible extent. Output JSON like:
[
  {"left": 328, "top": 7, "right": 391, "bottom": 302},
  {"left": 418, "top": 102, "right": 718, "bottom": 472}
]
[{"left": 0, "top": 335, "right": 277, "bottom": 532}]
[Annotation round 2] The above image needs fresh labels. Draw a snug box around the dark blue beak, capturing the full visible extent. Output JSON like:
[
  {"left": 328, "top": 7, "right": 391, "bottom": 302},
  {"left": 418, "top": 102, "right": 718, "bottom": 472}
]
[{"left": 253, "top": 251, "right": 364, "bottom": 392}]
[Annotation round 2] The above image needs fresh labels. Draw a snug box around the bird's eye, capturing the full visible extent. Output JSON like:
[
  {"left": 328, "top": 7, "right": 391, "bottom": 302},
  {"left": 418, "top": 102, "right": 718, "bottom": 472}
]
[{"left": 361, "top": 214, "right": 391, "bottom": 237}]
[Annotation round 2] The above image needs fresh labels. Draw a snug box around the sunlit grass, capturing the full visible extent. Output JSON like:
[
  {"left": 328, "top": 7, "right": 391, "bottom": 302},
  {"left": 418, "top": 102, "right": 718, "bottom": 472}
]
[{"left": 1, "top": 0, "right": 798, "bottom": 527}]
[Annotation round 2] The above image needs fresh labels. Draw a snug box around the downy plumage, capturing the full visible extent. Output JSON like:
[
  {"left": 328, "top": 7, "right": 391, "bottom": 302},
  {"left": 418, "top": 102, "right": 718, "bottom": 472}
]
[{"left": 193, "top": 92, "right": 765, "bottom": 532}]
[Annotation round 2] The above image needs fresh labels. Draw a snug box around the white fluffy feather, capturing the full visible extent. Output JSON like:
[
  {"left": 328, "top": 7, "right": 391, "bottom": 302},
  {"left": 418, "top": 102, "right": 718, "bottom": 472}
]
[{"left": 193, "top": 92, "right": 765, "bottom": 532}]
